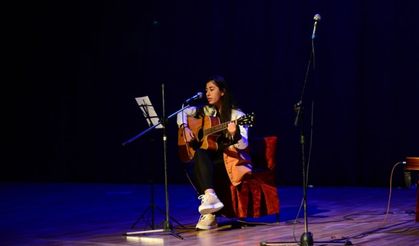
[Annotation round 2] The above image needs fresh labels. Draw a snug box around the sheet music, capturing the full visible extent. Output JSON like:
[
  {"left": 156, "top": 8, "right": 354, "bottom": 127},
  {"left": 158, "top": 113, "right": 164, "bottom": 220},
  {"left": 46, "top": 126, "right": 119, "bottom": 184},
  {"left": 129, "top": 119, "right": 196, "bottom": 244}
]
[{"left": 135, "top": 96, "right": 163, "bottom": 129}]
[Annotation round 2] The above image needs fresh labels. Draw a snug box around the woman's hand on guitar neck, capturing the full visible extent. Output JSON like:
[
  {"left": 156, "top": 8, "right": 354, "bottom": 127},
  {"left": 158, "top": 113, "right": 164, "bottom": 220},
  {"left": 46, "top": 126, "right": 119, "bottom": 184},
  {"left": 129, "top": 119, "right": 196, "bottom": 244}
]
[{"left": 227, "top": 122, "right": 237, "bottom": 139}]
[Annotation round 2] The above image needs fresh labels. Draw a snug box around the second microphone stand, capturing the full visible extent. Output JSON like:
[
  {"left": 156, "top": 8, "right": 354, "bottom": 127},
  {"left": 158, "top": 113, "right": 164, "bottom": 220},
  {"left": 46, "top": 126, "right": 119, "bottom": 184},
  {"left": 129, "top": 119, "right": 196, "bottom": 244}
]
[{"left": 261, "top": 14, "right": 352, "bottom": 246}]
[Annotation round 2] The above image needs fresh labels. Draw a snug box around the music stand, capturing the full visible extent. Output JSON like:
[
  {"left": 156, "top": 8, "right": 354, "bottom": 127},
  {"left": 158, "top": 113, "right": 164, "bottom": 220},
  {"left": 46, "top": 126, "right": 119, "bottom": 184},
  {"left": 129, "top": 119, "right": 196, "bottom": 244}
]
[
  {"left": 135, "top": 96, "right": 163, "bottom": 130},
  {"left": 122, "top": 87, "right": 186, "bottom": 239},
  {"left": 127, "top": 96, "right": 183, "bottom": 231}
]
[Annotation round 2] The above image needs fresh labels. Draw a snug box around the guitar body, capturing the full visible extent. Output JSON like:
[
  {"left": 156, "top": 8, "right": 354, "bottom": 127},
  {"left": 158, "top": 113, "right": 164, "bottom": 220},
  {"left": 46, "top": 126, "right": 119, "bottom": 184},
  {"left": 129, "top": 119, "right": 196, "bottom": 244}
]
[{"left": 178, "top": 116, "right": 221, "bottom": 163}]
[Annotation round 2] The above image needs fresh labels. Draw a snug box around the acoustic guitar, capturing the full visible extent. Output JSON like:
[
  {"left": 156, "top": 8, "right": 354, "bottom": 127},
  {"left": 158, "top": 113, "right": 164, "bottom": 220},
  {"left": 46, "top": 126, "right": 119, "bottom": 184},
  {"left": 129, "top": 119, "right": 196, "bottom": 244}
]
[{"left": 177, "top": 113, "right": 255, "bottom": 163}]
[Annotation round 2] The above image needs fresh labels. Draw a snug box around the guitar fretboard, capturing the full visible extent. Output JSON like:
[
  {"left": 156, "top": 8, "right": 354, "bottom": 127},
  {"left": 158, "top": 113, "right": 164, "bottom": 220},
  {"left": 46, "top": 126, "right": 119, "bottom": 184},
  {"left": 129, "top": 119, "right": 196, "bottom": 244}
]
[
  {"left": 201, "top": 113, "right": 253, "bottom": 137},
  {"left": 203, "top": 121, "right": 232, "bottom": 136}
]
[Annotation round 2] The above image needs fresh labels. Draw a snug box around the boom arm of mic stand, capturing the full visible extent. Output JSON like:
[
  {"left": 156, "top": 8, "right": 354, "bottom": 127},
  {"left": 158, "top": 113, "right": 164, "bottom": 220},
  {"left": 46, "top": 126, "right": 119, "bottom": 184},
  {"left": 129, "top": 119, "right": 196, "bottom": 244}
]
[{"left": 121, "top": 105, "right": 191, "bottom": 146}]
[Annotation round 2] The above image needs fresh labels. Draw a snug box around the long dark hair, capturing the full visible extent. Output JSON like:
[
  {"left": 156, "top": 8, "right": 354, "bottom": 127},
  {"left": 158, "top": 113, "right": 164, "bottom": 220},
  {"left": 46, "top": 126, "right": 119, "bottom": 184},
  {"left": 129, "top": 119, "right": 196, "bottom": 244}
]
[{"left": 206, "top": 75, "right": 236, "bottom": 122}]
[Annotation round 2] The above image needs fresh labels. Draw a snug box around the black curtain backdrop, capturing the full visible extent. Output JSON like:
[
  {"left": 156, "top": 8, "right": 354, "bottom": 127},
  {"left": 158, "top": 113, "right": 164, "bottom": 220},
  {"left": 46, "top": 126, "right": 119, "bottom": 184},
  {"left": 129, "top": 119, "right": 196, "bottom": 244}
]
[{"left": 6, "top": 0, "right": 418, "bottom": 186}]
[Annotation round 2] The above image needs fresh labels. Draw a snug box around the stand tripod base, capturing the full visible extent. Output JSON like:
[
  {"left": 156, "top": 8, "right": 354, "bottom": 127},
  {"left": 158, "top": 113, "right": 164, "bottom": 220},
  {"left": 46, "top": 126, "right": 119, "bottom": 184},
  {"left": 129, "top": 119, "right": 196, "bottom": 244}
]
[
  {"left": 130, "top": 204, "right": 185, "bottom": 230},
  {"left": 260, "top": 239, "right": 352, "bottom": 246},
  {"left": 124, "top": 221, "right": 184, "bottom": 240},
  {"left": 300, "top": 232, "right": 313, "bottom": 246},
  {"left": 261, "top": 231, "right": 352, "bottom": 246}
]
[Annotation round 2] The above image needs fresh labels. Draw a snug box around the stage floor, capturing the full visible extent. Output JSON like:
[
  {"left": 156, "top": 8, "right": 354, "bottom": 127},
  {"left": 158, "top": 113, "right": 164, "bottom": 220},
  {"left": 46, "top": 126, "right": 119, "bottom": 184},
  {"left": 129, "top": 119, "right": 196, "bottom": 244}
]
[{"left": 1, "top": 182, "right": 418, "bottom": 245}]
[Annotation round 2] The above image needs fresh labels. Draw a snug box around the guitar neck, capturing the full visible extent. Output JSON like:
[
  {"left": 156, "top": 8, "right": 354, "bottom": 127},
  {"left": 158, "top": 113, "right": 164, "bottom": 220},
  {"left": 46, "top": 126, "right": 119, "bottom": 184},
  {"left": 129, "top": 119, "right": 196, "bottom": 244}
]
[{"left": 203, "top": 120, "right": 235, "bottom": 136}]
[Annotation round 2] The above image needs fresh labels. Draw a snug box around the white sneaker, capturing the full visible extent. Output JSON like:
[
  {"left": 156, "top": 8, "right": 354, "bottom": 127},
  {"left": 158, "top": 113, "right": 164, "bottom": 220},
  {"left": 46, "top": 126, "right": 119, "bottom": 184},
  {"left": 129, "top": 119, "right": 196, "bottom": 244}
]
[
  {"left": 198, "top": 193, "right": 224, "bottom": 215},
  {"left": 196, "top": 214, "right": 217, "bottom": 230}
]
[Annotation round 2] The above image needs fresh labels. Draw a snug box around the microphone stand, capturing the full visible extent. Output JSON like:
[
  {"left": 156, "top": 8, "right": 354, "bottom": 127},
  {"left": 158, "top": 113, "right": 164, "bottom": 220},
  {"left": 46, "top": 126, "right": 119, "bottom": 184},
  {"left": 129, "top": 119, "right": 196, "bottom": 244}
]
[
  {"left": 261, "top": 15, "right": 352, "bottom": 246},
  {"left": 122, "top": 84, "right": 191, "bottom": 240},
  {"left": 296, "top": 48, "right": 313, "bottom": 246}
]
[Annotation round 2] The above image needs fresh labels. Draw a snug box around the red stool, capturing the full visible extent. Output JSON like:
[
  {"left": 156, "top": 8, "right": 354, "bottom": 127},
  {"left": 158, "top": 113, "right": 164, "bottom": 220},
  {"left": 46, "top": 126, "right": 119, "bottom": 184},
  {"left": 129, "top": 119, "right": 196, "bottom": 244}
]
[
  {"left": 217, "top": 136, "right": 280, "bottom": 219},
  {"left": 405, "top": 157, "right": 419, "bottom": 222}
]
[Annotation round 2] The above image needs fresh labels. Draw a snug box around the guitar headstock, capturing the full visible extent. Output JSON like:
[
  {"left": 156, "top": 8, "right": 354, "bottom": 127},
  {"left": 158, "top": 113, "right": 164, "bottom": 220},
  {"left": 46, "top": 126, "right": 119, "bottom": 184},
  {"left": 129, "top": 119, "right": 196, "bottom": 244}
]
[{"left": 237, "top": 112, "right": 255, "bottom": 128}]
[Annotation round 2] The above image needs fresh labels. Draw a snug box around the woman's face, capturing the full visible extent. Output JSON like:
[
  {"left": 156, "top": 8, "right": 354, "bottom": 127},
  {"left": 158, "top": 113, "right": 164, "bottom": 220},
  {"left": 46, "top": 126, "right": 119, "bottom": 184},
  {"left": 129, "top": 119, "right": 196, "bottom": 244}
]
[{"left": 205, "top": 80, "right": 224, "bottom": 107}]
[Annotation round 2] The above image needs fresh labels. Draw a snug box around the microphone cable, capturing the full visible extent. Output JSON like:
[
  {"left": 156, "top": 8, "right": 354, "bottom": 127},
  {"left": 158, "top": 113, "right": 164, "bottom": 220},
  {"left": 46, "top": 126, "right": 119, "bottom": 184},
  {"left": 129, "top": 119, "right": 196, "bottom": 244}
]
[{"left": 384, "top": 160, "right": 407, "bottom": 223}]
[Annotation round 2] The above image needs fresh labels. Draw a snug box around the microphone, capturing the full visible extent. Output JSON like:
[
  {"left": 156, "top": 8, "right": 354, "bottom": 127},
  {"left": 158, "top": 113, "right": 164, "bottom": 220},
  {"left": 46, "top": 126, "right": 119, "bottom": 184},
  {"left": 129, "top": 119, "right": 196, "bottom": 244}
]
[
  {"left": 311, "top": 14, "right": 321, "bottom": 40},
  {"left": 184, "top": 92, "right": 203, "bottom": 104}
]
